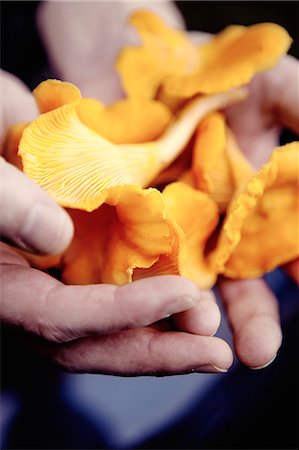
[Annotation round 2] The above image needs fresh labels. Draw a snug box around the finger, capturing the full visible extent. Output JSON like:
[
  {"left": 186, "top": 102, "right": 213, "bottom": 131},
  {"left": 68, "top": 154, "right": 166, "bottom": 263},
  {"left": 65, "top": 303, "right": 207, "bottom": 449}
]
[
  {"left": 35, "top": 327, "right": 233, "bottom": 376},
  {"left": 189, "top": 30, "right": 212, "bottom": 45},
  {"left": 283, "top": 257, "right": 299, "bottom": 284},
  {"left": 0, "top": 158, "right": 74, "bottom": 254},
  {"left": 172, "top": 290, "right": 221, "bottom": 336},
  {"left": 219, "top": 278, "right": 282, "bottom": 369},
  {"left": 0, "top": 257, "right": 201, "bottom": 342},
  {"left": 265, "top": 55, "right": 299, "bottom": 134},
  {"left": 225, "top": 55, "right": 299, "bottom": 168},
  {"left": 225, "top": 76, "right": 280, "bottom": 167}
]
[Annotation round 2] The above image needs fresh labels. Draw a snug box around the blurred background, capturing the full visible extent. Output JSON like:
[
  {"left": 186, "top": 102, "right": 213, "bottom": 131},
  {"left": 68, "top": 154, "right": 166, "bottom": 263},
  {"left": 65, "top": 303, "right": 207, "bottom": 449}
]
[
  {"left": 1, "top": 1, "right": 298, "bottom": 89},
  {"left": 1, "top": 2, "right": 298, "bottom": 449}
]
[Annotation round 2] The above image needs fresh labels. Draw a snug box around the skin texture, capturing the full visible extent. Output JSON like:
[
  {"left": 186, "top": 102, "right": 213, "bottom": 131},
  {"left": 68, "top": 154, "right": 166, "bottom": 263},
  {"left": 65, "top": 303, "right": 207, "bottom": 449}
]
[
  {"left": 225, "top": 55, "right": 299, "bottom": 168},
  {"left": 222, "top": 54, "right": 299, "bottom": 367},
  {"left": 37, "top": 1, "right": 184, "bottom": 104},
  {"left": 1, "top": 1, "right": 298, "bottom": 374},
  {"left": 0, "top": 68, "right": 232, "bottom": 376}
]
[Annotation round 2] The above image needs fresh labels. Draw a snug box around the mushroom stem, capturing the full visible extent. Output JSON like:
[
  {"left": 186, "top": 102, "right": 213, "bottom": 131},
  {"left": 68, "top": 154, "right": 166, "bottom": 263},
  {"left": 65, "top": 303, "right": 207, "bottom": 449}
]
[{"left": 157, "top": 87, "right": 248, "bottom": 167}]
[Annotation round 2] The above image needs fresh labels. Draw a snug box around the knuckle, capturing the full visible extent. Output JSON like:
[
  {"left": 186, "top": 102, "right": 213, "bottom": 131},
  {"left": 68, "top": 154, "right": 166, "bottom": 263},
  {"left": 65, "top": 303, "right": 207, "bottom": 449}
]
[
  {"left": 51, "top": 352, "right": 80, "bottom": 373},
  {"left": 34, "top": 316, "right": 67, "bottom": 343},
  {"left": 33, "top": 284, "right": 69, "bottom": 343},
  {"left": 146, "top": 332, "right": 160, "bottom": 361}
]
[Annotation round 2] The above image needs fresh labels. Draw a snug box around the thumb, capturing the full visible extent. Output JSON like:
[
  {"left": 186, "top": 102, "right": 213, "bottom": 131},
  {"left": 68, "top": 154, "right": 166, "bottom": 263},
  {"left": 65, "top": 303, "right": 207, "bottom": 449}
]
[
  {"left": 0, "top": 70, "right": 38, "bottom": 148},
  {"left": 0, "top": 158, "right": 73, "bottom": 254}
]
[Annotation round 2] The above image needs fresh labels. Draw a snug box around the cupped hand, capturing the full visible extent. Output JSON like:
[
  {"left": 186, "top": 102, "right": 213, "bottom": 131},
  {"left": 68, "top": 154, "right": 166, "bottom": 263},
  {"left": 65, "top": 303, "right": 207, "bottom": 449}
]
[
  {"left": 1, "top": 71, "right": 233, "bottom": 376},
  {"left": 225, "top": 54, "right": 299, "bottom": 167},
  {"left": 0, "top": 169, "right": 231, "bottom": 375},
  {"left": 220, "top": 54, "right": 299, "bottom": 369},
  {"left": 38, "top": 2, "right": 298, "bottom": 371},
  {"left": 1, "top": 244, "right": 232, "bottom": 375}
]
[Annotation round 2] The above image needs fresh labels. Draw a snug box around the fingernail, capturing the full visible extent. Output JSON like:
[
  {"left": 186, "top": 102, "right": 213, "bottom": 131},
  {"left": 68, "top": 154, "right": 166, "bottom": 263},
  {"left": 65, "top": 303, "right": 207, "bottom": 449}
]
[
  {"left": 211, "top": 365, "right": 229, "bottom": 373},
  {"left": 195, "top": 364, "right": 228, "bottom": 373},
  {"left": 20, "top": 203, "right": 73, "bottom": 255},
  {"left": 249, "top": 354, "right": 277, "bottom": 370},
  {"left": 164, "top": 296, "right": 197, "bottom": 316}
]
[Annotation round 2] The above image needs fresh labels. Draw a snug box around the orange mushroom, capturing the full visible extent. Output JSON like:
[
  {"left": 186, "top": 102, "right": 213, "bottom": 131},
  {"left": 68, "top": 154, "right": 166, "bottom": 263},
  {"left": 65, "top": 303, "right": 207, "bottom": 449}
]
[
  {"left": 117, "top": 10, "right": 291, "bottom": 102},
  {"left": 208, "top": 142, "right": 299, "bottom": 278}
]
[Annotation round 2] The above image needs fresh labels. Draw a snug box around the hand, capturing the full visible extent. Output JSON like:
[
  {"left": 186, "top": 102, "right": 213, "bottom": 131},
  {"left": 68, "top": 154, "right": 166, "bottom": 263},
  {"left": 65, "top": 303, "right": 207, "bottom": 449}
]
[
  {"left": 37, "top": 1, "right": 184, "bottom": 103},
  {"left": 0, "top": 71, "right": 233, "bottom": 375},
  {"left": 225, "top": 55, "right": 299, "bottom": 167},
  {"left": 38, "top": 2, "right": 298, "bottom": 370},
  {"left": 219, "top": 55, "right": 299, "bottom": 369},
  {"left": 0, "top": 70, "right": 38, "bottom": 147},
  {"left": 1, "top": 244, "right": 233, "bottom": 375}
]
